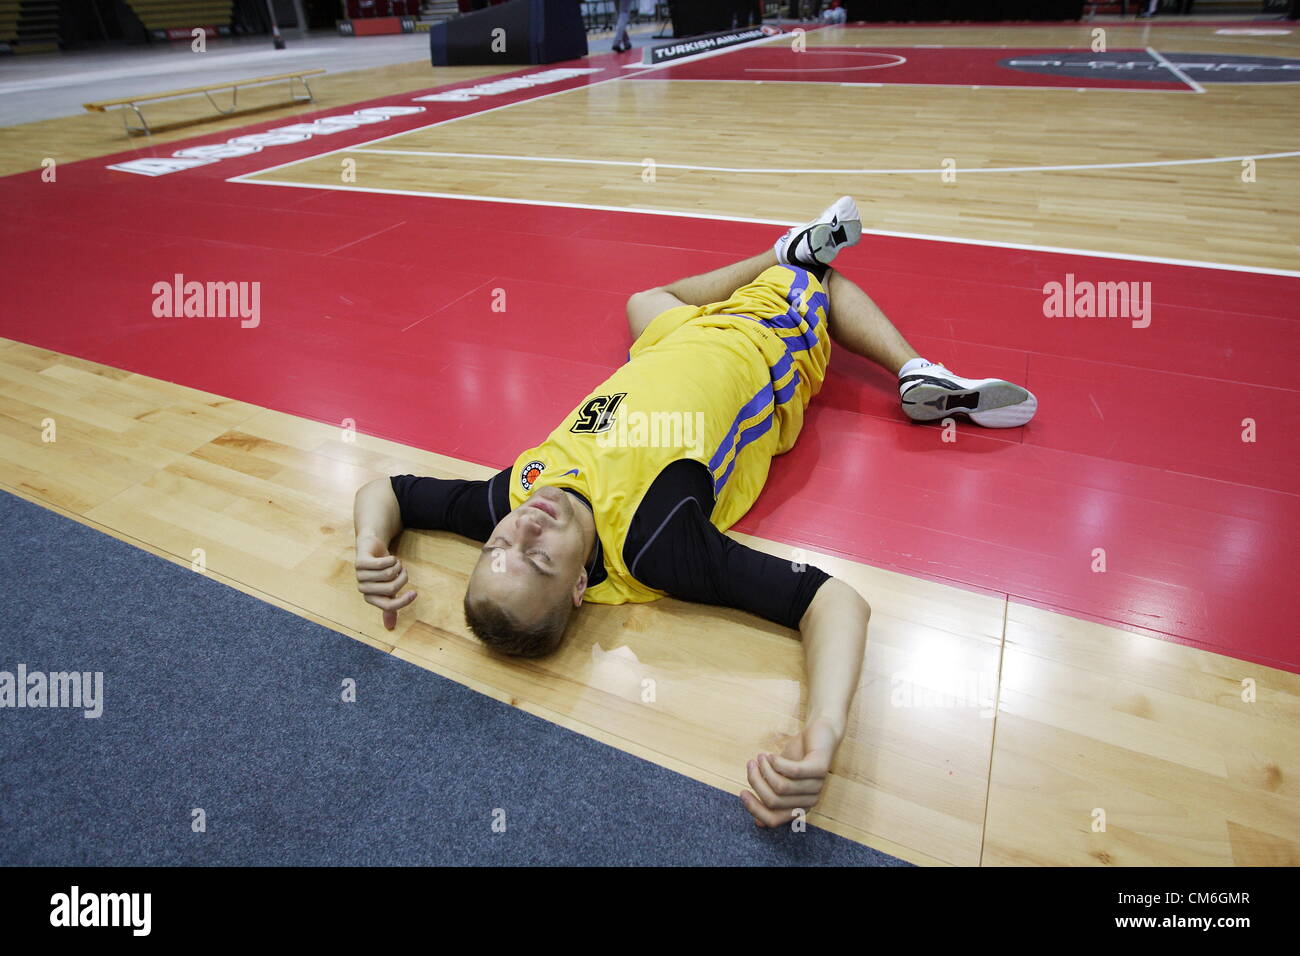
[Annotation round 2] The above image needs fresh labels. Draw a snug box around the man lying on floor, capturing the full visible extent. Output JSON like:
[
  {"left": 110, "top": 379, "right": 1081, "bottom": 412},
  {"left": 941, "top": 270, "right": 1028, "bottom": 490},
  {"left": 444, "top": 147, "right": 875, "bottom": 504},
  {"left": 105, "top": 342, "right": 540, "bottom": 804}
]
[{"left": 352, "top": 197, "right": 1038, "bottom": 827}]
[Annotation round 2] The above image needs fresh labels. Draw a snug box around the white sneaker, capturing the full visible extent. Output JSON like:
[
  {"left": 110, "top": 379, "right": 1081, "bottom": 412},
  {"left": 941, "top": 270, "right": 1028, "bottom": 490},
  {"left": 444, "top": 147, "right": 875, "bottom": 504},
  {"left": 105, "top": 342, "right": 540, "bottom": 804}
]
[
  {"left": 774, "top": 196, "right": 862, "bottom": 269},
  {"left": 899, "top": 364, "right": 1038, "bottom": 428}
]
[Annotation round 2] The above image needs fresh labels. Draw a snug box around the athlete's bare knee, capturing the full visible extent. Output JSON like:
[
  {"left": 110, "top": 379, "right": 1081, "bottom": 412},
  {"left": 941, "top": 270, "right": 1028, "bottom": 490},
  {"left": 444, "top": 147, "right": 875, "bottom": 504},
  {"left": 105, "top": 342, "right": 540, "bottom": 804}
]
[{"left": 628, "top": 286, "right": 666, "bottom": 308}]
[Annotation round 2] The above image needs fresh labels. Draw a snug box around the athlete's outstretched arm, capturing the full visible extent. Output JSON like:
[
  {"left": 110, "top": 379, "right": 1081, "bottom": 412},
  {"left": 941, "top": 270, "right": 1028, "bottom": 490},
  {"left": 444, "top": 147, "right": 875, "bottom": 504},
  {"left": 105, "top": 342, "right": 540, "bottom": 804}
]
[
  {"left": 740, "top": 577, "right": 870, "bottom": 828},
  {"left": 353, "top": 478, "right": 418, "bottom": 631},
  {"left": 625, "top": 249, "right": 780, "bottom": 340}
]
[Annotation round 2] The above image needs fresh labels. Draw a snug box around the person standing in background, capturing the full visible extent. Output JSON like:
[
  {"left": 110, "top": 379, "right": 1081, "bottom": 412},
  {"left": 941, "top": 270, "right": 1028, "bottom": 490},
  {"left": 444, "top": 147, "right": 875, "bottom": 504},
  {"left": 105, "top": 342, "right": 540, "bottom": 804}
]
[{"left": 612, "top": 0, "right": 635, "bottom": 52}]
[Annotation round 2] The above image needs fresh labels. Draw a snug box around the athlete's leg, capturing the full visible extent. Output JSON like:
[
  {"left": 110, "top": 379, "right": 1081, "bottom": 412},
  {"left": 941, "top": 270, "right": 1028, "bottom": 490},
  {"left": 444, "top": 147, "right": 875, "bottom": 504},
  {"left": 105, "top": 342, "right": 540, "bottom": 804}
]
[
  {"left": 626, "top": 250, "right": 777, "bottom": 341},
  {"left": 663, "top": 250, "right": 779, "bottom": 307},
  {"left": 819, "top": 266, "right": 1037, "bottom": 427},
  {"left": 628, "top": 196, "right": 1037, "bottom": 426},
  {"left": 821, "top": 268, "right": 919, "bottom": 375},
  {"left": 627, "top": 196, "right": 861, "bottom": 340}
]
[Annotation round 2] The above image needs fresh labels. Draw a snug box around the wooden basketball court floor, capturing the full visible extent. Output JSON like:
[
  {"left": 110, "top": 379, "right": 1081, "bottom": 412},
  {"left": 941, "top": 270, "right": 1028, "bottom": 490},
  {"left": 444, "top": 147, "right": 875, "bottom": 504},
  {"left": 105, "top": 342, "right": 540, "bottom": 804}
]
[{"left": 1, "top": 20, "right": 1298, "bottom": 866}]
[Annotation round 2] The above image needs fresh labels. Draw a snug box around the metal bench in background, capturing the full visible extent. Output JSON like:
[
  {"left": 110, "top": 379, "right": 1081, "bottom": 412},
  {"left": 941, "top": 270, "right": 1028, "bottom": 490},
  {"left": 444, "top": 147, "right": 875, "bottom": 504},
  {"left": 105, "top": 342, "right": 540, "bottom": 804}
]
[{"left": 83, "top": 68, "right": 326, "bottom": 136}]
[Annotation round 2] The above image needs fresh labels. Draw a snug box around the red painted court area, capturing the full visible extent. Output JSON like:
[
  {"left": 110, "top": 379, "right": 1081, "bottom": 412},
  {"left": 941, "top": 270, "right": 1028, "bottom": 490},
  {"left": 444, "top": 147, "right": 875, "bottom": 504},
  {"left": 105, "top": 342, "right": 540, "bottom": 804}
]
[
  {"left": 637, "top": 46, "right": 1191, "bottom": 91},
  {"left": 1, "top": 66, "right": 1296, "bottom": 673}
]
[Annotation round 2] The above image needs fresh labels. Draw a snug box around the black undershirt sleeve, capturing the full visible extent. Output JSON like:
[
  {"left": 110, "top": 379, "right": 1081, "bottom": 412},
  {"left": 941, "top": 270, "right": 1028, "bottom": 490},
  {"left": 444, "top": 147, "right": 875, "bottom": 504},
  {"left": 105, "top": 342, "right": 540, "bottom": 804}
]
[
  {"left": 389, "top": 468, "right": 511, "bottom": 543},
  {"left": 625, "top": 461, "right": 832, "bottom": 630}
]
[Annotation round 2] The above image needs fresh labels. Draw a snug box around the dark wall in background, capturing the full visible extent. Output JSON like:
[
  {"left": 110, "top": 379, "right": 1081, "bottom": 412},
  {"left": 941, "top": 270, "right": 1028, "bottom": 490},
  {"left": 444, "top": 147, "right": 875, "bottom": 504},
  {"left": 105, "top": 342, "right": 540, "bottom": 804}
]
[
  {"left": 304, "top": 0, "right": 342, "bottom": 28},
  {"left": 666, "top": 0, "right": 1082, "bottom": 34},
  {"left": 845, "top": 0, "right": 1083, "bottom": 19},
  {"left": 667, "top": 0, "right": 760, "bottom": 35},
  {"left": 59, "top": 0, "right": 122, "bottom": 45},
  {"left": 430, "top": 0, "right": 586, "bottom": 64}
]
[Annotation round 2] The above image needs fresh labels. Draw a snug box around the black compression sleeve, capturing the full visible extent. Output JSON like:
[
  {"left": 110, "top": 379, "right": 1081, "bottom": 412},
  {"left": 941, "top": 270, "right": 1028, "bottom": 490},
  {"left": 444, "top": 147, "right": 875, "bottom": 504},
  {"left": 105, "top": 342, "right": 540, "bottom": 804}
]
[
  {"left": 632, "top": 497, "right": 832, "bottom": 631},
  {"left": 389, "top": 468, "right": 510, "bottom": 542}
]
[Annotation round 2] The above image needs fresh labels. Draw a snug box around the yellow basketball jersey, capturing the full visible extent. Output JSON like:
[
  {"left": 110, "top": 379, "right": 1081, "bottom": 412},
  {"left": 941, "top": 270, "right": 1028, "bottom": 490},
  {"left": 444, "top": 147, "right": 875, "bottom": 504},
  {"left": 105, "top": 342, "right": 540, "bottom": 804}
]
[{"left": 508, "top": 265, "right": 830, "bottom": 605}]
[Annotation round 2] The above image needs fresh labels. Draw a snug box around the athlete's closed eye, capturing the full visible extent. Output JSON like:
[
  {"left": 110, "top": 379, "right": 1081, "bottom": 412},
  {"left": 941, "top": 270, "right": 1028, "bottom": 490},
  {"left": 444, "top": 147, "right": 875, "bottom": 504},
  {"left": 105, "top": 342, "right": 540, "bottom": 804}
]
[{"left": 481, "top": 539, "right": 553, "bottom": 576}]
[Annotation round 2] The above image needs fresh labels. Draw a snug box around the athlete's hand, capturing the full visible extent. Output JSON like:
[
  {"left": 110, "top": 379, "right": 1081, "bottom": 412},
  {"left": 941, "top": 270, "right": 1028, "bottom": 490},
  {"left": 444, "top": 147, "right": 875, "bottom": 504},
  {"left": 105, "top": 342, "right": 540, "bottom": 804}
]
[
  {"left": 354, "top": 534, "right": 418, "bottom": 631},
  {"left": 740, "top": 716, "right": 842, "bottom": 828}
]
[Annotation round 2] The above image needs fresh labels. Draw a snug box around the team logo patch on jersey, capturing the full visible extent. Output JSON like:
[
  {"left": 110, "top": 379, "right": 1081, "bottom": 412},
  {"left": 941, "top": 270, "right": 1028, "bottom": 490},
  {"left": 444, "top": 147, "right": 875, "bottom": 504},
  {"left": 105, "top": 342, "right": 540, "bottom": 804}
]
[
  {"left": 570, "top": 392, "right": 626, "bottom": 434},
  {"left": 520, "top": 460, "right": 545, "bottom": 492}
]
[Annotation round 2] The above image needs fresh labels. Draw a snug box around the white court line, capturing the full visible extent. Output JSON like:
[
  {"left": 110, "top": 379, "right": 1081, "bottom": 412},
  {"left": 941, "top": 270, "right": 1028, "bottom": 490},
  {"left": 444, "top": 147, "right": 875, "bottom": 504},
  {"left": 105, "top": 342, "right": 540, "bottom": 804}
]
[
  {"left": 225, "top": 67, "right": 635, "bottom": 181},
  {"left": 1146, "top": 46, "right": 1207, "bottom": 93},
  {"left": 744, "top": 51, "right": 907, "bottom": 73},
  {"left": 342, "top": 146, "right": 1300, "bottom": 177},
  {"left": 626, "top": 76, "right": 1200, "bottom": 94},
  {"left": 222, "top": 39, "right": 1296, "bottom": 278},
  {"left": 224, "top": 175, "right": 1300, "bottom": 278},
  {"left": 225, "top": 41, "right": 1213, "bottom": 185},
  {"left": 1159, "top": 79, "right": 1300, "bottom": 85},
  {"left": 228, "top": 35, "right": 790, "bottom": 183},
  {"left": 632, "top": 44, "right": 1230, "bottom": 93}
]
